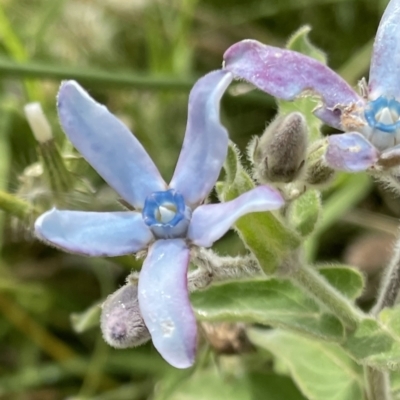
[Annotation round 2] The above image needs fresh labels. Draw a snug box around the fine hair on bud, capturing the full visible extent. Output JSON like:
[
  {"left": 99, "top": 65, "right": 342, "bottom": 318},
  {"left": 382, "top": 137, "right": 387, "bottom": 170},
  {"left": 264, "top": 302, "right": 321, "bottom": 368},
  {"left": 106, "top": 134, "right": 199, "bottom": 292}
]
[
  {"left": 305, "top": 139, "right": 335, "bottom": 187},
  {"left": 101, "top": 280, "right": 150, "bottom": 349},
  {"left": 249, "top": 112, "right": 308, "bottom": 184}
]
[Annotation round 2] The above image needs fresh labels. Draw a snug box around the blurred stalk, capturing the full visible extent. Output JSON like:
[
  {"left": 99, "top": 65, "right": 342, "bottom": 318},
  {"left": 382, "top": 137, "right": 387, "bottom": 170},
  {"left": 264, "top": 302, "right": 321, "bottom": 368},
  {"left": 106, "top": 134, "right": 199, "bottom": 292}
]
[
  {"left": 0, "top": 293, "right": 117, "bottom": 389},
  {"left": 305, "top": 173, "right": 372, "bottom": 261},
  {"left": 0, "top": 56, "right": 195, "bottom": 90},
  {"left": 0, "top": 103, "right": 12, "bottom": 248},
  {"left": 0, "top": 4, "right": 40, "bottom": 101}
]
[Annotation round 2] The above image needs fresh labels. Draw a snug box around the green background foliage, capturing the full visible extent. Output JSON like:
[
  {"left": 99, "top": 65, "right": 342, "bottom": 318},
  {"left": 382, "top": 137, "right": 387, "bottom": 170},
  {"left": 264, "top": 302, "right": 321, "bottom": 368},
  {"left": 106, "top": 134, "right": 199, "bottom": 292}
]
[{"left": 0, "top": 0, "right": 398, "bottom": 399}]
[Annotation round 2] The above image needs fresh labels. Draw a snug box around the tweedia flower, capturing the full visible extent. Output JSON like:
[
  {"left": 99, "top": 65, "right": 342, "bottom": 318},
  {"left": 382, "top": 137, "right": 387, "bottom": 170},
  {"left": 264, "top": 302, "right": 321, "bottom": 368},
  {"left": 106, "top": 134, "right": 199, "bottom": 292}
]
[
  {"left": 223, "top": 0, "right": 400, "bottom": 172},
  {"left": 34, "top": 70, "right": 285, "bottom": 368}
]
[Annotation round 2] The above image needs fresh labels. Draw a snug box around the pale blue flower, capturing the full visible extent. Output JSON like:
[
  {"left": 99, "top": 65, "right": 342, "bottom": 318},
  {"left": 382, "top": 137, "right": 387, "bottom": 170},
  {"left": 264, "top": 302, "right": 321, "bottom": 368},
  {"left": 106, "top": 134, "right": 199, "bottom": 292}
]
[
  {"left": 35, "top": 70, "right": 284, "bottom": 368},
  {"left": 223, "top": 0, "right": 400, "bottom": 172}
]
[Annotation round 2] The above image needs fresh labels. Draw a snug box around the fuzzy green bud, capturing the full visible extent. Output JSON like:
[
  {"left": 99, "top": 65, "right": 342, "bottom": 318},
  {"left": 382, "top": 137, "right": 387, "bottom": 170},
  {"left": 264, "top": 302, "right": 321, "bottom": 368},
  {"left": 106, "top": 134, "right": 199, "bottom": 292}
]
[
  {"left": 305, "top": 139, "right": 335, "bottom": 186},
  {"left": 250, "top": 112, "right": 308, "bottom": 184}
]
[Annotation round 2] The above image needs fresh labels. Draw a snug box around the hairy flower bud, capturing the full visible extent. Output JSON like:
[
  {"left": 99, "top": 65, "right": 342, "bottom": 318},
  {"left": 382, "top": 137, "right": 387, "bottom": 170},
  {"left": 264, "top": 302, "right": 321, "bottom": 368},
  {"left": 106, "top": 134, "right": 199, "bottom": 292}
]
[
  {"left": 249, "top": 112, "right": 308, "bottom": 184},
  {"left": 101, "top": 278, "right": 150, "bottom": 349},
  {"left": 305, "top": 139, "right": 335, "bottom": 186}
]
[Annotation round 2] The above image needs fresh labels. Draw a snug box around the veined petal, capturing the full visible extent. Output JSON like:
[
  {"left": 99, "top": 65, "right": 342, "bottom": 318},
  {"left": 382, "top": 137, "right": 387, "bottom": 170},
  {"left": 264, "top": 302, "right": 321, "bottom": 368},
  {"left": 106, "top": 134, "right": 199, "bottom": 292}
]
[
  {"left": 369, "top": 0, "right": 400, "bottom": 99},
  {"left": 35, "top": 209, "right": 153, "bottom": 256},
  {"left": 170, "top": 70, "right": 233, "bottom": 208},
  {"left": 138, "top": 239, "right": 196, "bottom": 369},
  {"left": 223, "top": 40, "right": 362, "bottom": 130},
  {"left": 57, "top": 81, "right": 167, "bottom": 209},
  {"left": 187, "top": 186, "right": 284, "bottom": 247},
  {"left": 325, "top": 132, "right": 379, "bottom": 172}
]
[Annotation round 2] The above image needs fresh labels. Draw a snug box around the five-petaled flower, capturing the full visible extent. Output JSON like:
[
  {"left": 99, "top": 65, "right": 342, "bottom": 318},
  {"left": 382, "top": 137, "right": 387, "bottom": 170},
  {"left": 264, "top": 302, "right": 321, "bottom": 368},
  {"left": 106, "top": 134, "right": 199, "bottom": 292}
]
[
  {"left": 222, "top": 0, "right": 400, "bottom": 173},
  {"left": 34, "top": 70, "right": 285, "bottom": 369}
]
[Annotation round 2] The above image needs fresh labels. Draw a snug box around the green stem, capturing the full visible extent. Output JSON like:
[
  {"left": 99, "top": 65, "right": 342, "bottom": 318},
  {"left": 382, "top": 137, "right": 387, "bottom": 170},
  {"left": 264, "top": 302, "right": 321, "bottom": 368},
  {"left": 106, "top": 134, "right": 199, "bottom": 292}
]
[
  {"left": 364, "top": 367, "right": 392, "bottom": 400},
  {"left": 0, "top": 56, "right": 195, "bottom": 90},
  {"left": 0, "top": 191, "right": 38, "bottom": 221},
  {"left": 291, "top": 264, "right": 363, "bottom": 330}
]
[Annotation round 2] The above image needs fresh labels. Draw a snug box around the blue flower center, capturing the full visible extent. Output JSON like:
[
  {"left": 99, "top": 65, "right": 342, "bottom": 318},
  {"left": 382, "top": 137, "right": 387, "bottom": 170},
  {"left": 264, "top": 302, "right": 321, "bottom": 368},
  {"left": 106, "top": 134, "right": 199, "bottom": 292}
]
[
  {"left": 364, "top": 96, "right": 400, "bottom": 133},
  {"left": 142, "top": 189, "right": 191, "bottom": 239}
]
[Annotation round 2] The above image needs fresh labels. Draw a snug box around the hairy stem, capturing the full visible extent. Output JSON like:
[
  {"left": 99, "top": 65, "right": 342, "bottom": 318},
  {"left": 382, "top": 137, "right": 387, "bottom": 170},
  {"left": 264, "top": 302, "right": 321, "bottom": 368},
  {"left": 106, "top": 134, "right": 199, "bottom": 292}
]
[
  {"left": 372, "top": 236, "right": 400, "bottom": 314},
  {"left": 363, "top": 235, "right": 400, "bottom": 400},
  {"left": 290, "top": 264, "right": 363, "bottom": 330},
  {"left": 364, "top": 367, "right": 392, "bottom": 400}
]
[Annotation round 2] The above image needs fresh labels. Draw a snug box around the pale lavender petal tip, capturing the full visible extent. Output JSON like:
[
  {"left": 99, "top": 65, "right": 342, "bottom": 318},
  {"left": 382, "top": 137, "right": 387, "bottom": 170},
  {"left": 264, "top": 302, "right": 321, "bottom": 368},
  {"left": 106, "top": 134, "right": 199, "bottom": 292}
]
[
  {"left": 138, "top": 239, "right": 196, "bottom": 369},
  {"left": 369, "top": 0, "right": 400, "bottom": 98},
  {"left": 58, "top": 81, "right": 167, "bottom": 209},
  {"left": 35, "top": 209, "right": 153, "bottom": 256},
  {"left": 170, "top": 70, "right": 233, "bottom": 208},
  {"left": 188, "top": 185, "right": 284, "bottom": 247},
  {"left": 223, "top": 39, "right": 361, "bottom": 129},
  {"left": 325, "top": 132, "right": 379, "bottom": 172}
]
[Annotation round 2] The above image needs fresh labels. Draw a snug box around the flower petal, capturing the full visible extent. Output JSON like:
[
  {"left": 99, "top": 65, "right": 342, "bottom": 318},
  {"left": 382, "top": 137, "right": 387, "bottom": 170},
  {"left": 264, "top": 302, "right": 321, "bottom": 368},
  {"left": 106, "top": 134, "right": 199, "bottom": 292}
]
[
  {"left": 369, "top": 0, "right": 400, "bottom": 99},
  {"left": 35, "top": 209, "right": 153, "bottom": 256},
  {"left": 138, "top": 239, "right": 196, "bottom": 369},
  {"left": 223, "top": 40, "right": 362, "bottom": 129},
  {"left": 169, "top": 70, "right": 233, "bottom": 208},
  {"left": 325, "top": 132, "right": 379, "bottom": 172},
  {"left": 187, "top": 186, "right": 284, "bottom": 247},
  {"left": 57, "top": 81, "right": 167, "bottom": 209}
]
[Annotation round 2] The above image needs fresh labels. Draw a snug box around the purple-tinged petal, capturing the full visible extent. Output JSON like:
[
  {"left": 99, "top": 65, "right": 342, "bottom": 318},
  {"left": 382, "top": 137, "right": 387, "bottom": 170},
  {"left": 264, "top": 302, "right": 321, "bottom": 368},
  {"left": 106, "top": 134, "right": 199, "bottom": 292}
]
[
  {"left": 57, "top": 81, "right": 167, "bottom": 209},
  {"left": 187, "top": 186, "right": 284, "bottom": 247},
  {"left": 170, "top": 70, "right": 233, "bottom": 208},
  {"left": 223, "top": 40, "right": 362, "bottom": 130},
  {"left": 138, "top": 239, "right": 196, "bottom": 369},
  {"left": 369, "top": 0, "right": 400, "bottom": 99},
  {"left": 325, "top": 132, "right": 379, "bottom": 172},
  {"left": 35, "top": 209, "right": 153, "bottom": 256}
]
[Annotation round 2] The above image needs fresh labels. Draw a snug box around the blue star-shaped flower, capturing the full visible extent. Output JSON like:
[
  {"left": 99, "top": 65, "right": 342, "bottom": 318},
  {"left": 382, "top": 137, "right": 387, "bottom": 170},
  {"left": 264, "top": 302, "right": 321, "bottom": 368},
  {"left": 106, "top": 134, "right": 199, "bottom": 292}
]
[
  {"left": 222, "top": 0, "right": 400, "bottom": 172},
  {"left": 35, "top": 70, "right": 284, "bottom": 368}
]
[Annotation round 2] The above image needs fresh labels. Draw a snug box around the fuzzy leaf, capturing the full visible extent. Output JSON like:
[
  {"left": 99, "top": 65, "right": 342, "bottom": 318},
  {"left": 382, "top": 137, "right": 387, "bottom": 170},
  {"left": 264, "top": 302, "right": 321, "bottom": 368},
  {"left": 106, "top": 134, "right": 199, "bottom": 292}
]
[
  {"left": 158, "top": 369, "right": 306, "bottom": 400},
  {"left": 249, "top": 329, "right": 364, "bottom": 400},
  {"left": 318, "top": 265, "right": 365, "bottom": 300},
  {"left": 191, "top": 279, "right": 344, "bottom": 341},
  {"left": 289, "top": 190, "right": 321, "bottom": 236},
  {"left": 218, "top": 143, "right": 300, "bottom": 274},
  {"left": 341, "top": 307, "right": 400, "bottom": 371}
]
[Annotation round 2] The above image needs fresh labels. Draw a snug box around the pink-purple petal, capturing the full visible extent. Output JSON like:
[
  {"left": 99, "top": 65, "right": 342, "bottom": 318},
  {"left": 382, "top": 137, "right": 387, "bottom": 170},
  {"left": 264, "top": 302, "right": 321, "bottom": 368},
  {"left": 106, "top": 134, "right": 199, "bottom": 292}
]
[
  {"left": 325, "top": 132, "right": 379, "bottom": 172},
  {"left": 223, "top": 40, "right": 362, "bottom": 130},
  {"left": 187, "top": 186, "right": 284, "bottom": 247},
  {"left": 35, "top": 209, "right": 153, "bottom": 256},
  {"left": 169, "top": 70, "right": 233, "bottom": 208},
  {"left": 138, "top": 239, "right": 196, "bottom": 369},
  {"left": 369, "top": 0, "right": 400, "bottom": 99},
  {"left": 57, "top": 81, "right": 167, "bottom": 210}
]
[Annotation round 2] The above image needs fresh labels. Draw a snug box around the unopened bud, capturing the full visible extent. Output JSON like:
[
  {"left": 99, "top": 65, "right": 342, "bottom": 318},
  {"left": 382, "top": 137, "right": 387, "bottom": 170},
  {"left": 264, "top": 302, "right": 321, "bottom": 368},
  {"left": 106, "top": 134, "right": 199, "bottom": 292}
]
[
  {"left": 101, "top": 279, "right": 150, "bottom": 349},
  {"left": 305, "top": 139, "right": 335, "bottom": 186},
  {"left": 24, "top": 102, "right": 53, "bottom": 143},
  {"left": 250, "top": 112, "right": 308, "bottom": 184}
]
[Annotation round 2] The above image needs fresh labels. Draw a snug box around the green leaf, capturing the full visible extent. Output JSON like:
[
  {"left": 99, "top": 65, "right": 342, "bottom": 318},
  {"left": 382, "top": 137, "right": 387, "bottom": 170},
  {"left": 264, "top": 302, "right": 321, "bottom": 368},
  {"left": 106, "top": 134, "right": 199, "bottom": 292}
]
[
  {"left": 289, "top": 190, "right": 321, "bottom": 236},
  {"left": 158, "top": 368, "right": 306, "bottom": 400},
  {"left": 70, "top": 301, "right": 101, "bottom": 333},
  {"left": 286, "top": 25, "right": 326, "bottom": 64},
  {"left": 341, "top": 308, "right": 400, "bottom": 370},
  {"left": 191, "top": 279, "right": 344, "bottom": 341},
  {"left": 318, "top": 265, "right": 365, "bottom": 300},
  {"left": 218, "top": 143, "right": 300, "bottom": 274},
  {"left": 249, "top": 329, "right": 365, "bottom": 400}
]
